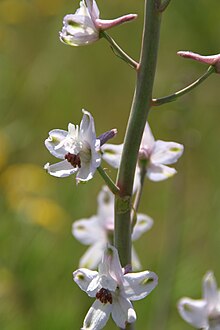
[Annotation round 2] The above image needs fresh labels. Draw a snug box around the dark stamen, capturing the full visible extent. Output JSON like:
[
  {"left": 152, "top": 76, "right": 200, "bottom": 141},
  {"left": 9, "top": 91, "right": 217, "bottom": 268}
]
[
  {"left": 65, "top": 152, "right": 81, "bottom": 168},
  {"left": 96, "top": 288, "right": 113, "bottom": 304}
]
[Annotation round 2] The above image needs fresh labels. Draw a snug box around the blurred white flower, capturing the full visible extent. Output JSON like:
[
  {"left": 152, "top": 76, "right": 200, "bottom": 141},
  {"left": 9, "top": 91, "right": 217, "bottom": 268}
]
[
  {"left": 73, "top": 186, "right": 153, "bottom": 270},
  {"left": 44, "top": 110, "right": 101, "bottom": 183},
  {"left": 101, "top": 121, "right": 184, "bottom": 188},
  {"left": 178, "top": 271, "right": 220, "bottom": 330},
  {"left": 73, "top": 245, "right": 158, "bottom": 330},
  {"left": 60, "top": 0, "right": 137, "bottom": 46}
]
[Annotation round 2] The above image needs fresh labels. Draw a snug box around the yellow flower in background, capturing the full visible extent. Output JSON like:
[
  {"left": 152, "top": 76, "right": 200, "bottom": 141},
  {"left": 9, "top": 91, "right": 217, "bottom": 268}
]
[
  {"left": 1, "top": 163, "right": 70, "bottom": 231},
  {"left": 18, "top": 196, "right": 69, "bottom": 232}
]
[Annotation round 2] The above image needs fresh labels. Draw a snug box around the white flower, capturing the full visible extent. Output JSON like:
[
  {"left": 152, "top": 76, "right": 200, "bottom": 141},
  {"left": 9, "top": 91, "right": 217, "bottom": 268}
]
[
  {"left": 73, "top": 186, "right": 153, "bottom": 270},
  {"left": 178, "top": 272, "right": 220, "bottom": 330},
  {"left": 101, "top": 122, "right": 184, "bottom": 187},
  {"left": 60, "top": 0, "right": 137, "bottom": 47},
  {"left": 44, "top": 110, "right": 101, "bottom": 183},
  {"left": 73, "top": 245, "right": 158, "bottom": 329}
]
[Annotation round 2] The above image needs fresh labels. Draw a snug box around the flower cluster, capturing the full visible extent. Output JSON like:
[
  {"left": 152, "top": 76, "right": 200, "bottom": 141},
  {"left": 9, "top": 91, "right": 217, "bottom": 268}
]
[{"left": 73, "top": 245, "right": 158, "bottom": 329}]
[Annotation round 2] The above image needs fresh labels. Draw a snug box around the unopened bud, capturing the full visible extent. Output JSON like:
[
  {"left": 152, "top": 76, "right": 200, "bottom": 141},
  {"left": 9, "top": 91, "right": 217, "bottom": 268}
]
[{"left": 98, "top": 129, "right": 117, "bottom": 146}]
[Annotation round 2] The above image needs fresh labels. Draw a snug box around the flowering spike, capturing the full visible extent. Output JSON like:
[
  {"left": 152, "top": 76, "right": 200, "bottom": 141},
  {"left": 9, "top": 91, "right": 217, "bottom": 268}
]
[{"left": 178, "top": 51, "right": 220, "bottom": 73}]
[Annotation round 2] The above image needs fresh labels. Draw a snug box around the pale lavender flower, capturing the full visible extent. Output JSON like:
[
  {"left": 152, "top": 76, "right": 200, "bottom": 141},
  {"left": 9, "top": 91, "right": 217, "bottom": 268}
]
[
  {"left": 73, "top": 245, "right": 158, "bottom": 329},
  {"left": 60, "top": 0, "right": 137, "bottom": 47},
  {"left": 178, "top": 51, "right": 220, "bottom": 73},
  {"left": 101, "top": 122, "right": 184, "bottom": 189},
  {"left": 178, "top": 272, "right": 220, "bottom": 330},
  {"left": 73, "top": 186, "right": 153, "bottom": 270},
  {"left": 44, "top": 110, "right": 101, "bottom": 183}
]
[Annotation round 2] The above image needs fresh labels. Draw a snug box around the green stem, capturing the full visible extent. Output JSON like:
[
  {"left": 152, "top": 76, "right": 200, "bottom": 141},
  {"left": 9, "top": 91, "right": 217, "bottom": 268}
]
[
  {"left": 101, "top": 31, "right": 138, "bottom": 70},
  {"left": 114, "top": 0, "right": 162, "bottom": 268},
  {"left": 152, "top": 65, "right": 215, "bottom": 106},
  {"left": 158, "top": 0, "right": 172, "bottom": 12},
  {"left": 97, "top": 166, "right": 120, "bottom": 195}
]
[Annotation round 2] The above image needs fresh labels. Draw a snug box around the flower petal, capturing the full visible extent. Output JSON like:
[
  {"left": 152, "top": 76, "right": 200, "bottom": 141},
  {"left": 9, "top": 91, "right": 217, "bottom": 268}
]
[
  {"left": 131, "top": 247, "right": 142, "bottom": 271},
  {"left": 45, "top": 129, "right": 68, "bottom": 159},
  {"left": 73, "top": 216, "right": 105, "bottom": 245},
  {"left": 177, "top": 297, "right": 208, "bottom": 328},
  {"left": 44, "top": 160, "right": 78, "bottom": 177},
  {"left": 112, "top": 296, "right": 136, "bottom": 329},
  {"left": 82, "top": 299, "right": 112, "bottom": 330},
  {"left": 147, "top": 163, "right": 177, "bottom": 181},
  {"left": 151, "top": 140, "right": 184, "bottom": 165},
  {"left": 203, "top": 271, "right": 219, "bottom": 312},
  {"left": 123, "top": 270, "right": 158, "bottom": 300},
  {"left": 132, "top": 213, "right": 153, "bottom": 241},
  {"left": 101, "top": 143, "right": 123, "bottom": 169},
  {"left": 85, "top": 0, "right": 100, "bottom": 22},
  {"left": 140, "top": 122, "right": 155, "bottom": 152},
  {"left": 99, "top": 245, "right": 123, "bottom": 286},
  {"left": 79, "top": 243, "right": 106, "bottom": 270},
  {"left": 73, "top": 268, "right": 99, "bottom": 296},
  {"left": 80, "top": 110, "right": 97, "bottom": 145},
  {"left": 97, "top": 186, "right": 114, "bottom": 231}
]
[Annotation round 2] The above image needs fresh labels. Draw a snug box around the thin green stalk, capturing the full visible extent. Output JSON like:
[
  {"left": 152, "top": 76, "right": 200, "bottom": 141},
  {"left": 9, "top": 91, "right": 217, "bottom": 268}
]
[
  {"left": 114, "top": 0, "right": 162, "bottom": 269},
  {"left": 101, "top": 31, "right": 138, "bottom": 70},
  {"left": 152, "top": 65, "right": 215, "bottom": 106},
  {"left": 97, "top": 166, "right": 120, "bottom": 195}
]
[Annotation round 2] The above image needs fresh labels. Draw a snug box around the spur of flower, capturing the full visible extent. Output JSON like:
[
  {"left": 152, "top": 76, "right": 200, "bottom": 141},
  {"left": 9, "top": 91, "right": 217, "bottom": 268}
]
[
  {"left": 44, "top": 110, "right": 101, "bottom": 183},
  {"left": 73, "top": 245, "right": 158, "bottom": 329},
  {"left": 101, "top": 121, "right": 184, "bottom": 187},
  {"left": 73, "top": 186, "right": 153, "bottom": 270},
  {"left": 178, "top": 271, "right": 220, "bottom": 330},
  {"left": 60, "top": 0, "right": 137, "bottom": 47}
]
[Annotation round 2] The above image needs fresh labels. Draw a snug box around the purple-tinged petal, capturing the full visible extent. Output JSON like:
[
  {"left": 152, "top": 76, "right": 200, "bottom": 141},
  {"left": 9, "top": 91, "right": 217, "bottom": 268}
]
[
  {"left": 178, "top": 297, "right": 208, "bottom": 328},
  {"left": 112, "top": 295, "right": 136, "bottom": 329},
  {"left": 73, "top": 268, "right": 99, "bottom": 296},
  {"left": 147, "top": 163, "right": 177, "bottom": 181},
  {"left": 82, "top": 299, "right": 112, "bottom": 330},
  {"left": 85, "top": 0, "right": 100, "bottom": 23},
  {"left": 123, "top": 270, "right": 158, "bottom": 301},
  {"left": 44, "top": 160, "right": 78, "bottom": 177},
  {"left": 151, "top": 140, "right": 184, "bottom": 165}
]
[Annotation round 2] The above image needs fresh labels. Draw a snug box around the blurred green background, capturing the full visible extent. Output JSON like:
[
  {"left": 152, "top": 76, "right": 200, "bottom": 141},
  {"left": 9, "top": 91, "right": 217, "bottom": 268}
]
[{"left": 0, "top": 0, "right": 220, "bottom": 329}]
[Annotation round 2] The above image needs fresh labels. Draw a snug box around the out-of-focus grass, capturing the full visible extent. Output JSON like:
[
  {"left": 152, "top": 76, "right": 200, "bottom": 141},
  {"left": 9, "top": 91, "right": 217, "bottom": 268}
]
[{"left": 0, "top": 0, "right": 220, "bottom": 329}]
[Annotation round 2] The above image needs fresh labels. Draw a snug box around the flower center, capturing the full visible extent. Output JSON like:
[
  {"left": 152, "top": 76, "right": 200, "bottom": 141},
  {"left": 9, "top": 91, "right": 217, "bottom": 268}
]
[
  {"left": 65, "top": 152, "right": 81, "bottom": 168},
  {"left": 96, "top": 288, "right": 113, "bottom": 304}
]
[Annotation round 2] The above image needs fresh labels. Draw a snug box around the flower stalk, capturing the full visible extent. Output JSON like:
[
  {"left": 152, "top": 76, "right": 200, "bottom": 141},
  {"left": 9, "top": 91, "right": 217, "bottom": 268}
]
[
  {"left": 101, "top": 31, "right": 138, "bottom": 70},
  {"left": 97, "top": 166, "right": 120, "bottom": 195},
  {"left": 152, "top": 65, "right": 215, "bottom": 106},
  {"left": 114, "top": 0, "right": 162, "bottom": 270}
]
